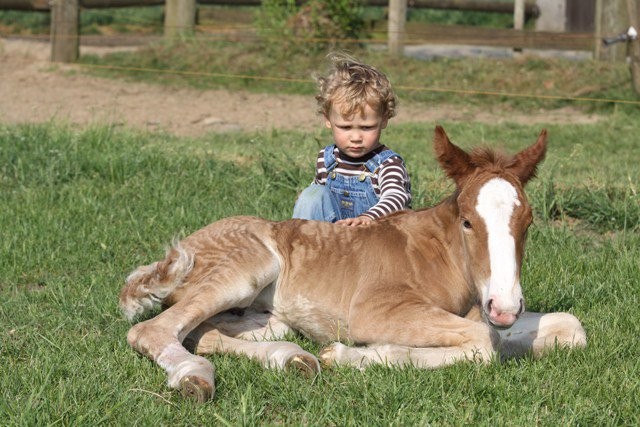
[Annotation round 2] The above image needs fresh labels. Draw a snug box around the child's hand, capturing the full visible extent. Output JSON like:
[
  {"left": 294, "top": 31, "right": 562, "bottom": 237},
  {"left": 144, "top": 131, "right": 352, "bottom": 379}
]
[{"left": 336, "top": 216, "right": 374, "bottom": 227}]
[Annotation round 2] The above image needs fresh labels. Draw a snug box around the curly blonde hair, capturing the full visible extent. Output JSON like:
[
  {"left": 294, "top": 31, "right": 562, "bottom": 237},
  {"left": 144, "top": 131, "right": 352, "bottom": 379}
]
[{"left": 315, "top": 53, "right": 397, "bottom": 120}]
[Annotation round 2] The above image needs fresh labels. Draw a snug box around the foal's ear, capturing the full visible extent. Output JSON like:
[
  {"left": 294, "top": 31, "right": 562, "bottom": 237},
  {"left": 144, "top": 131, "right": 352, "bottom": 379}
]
[
  {"left": 433, "top": 125, "right": 474, "bottom": 187},
  {"left": 509, "top": 129, "right": 548, "bottom": 186}
]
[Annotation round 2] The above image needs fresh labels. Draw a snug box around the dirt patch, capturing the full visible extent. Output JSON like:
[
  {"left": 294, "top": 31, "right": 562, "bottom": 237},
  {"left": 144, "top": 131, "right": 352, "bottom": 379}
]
[{"left": 0, "top": 38, "right": 602, "bottom": 137}]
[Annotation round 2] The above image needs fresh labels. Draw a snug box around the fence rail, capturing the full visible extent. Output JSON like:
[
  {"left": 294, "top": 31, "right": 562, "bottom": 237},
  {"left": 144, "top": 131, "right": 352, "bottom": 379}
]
[{"left": 405, "top": 24, "right": 592, "bottom": 50}]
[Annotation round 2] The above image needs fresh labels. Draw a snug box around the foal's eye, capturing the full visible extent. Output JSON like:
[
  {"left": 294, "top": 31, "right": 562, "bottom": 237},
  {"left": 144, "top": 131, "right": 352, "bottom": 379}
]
[{"left": 462, "top": 220, "right": 472, "bottom": 229}]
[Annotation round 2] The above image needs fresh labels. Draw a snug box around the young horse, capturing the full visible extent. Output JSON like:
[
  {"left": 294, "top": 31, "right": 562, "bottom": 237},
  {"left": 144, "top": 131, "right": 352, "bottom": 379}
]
[{"left": 120, "top": 126, "right": 586, "bottom": 402}]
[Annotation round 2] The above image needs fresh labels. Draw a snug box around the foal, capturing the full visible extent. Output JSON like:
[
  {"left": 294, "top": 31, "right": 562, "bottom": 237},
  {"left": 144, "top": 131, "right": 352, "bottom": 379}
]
[{"left": 120, "top": 126, "right": 586, "bottom": 402}]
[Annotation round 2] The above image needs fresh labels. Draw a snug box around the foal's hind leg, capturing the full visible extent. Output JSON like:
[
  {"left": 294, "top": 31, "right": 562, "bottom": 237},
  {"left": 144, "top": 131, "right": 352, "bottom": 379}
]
[
  {"left": 126, "top": 262, "right": 280, "bottom": 402},
  {"left": 189, "top": 307, "right": 293, "bottom": 342},
  {"left": 186, "top": 309, "right": 320, "bottom": 377},
  {"left": 497, "top": 311, "right": 587, "bottom": 358},
  {"left": 127, "top": 303, "right": 217, "bottom": 402}
]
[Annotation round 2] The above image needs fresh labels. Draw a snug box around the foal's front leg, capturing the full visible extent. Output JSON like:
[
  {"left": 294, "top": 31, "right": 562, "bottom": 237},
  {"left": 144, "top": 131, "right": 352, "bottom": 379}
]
[
  {"left": 322, "top": 298, "right": 499, "bottom": 369},
  {"left": 497, "top": 311, "right": 587, "bottom": 358}
]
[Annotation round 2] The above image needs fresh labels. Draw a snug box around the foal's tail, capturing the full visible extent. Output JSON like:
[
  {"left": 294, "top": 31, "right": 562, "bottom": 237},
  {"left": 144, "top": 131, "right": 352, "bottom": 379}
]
[{"left": 119, "top": 243, "right": 194, "bottom": 322}]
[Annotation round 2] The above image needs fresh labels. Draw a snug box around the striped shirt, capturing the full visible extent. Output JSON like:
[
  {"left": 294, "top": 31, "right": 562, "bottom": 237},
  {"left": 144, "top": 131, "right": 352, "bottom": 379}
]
[{"left": 313, "top": 145, "right": 412, "bottom": 220}]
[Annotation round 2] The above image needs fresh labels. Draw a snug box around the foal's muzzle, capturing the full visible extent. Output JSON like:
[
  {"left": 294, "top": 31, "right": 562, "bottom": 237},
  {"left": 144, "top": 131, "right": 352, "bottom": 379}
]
[{"left": 485, "top": 298, "right": 524, "bottom": 329}]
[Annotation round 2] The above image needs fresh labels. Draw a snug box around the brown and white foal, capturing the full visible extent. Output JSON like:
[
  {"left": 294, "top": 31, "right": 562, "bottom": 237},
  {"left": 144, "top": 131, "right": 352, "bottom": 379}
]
[{"left": 120, "top": 126, "right": 586, "bottom": 402}]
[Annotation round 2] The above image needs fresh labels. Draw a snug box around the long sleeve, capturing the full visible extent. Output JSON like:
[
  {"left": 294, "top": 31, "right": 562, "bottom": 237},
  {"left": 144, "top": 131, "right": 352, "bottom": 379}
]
[{"left": 360, "top": 157, "right": 411, "bottom": 220}]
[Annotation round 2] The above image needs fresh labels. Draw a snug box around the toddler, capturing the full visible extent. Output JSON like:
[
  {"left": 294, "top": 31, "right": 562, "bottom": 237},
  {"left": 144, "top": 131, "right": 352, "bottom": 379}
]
[{"left": 292, "top": 54, "right": 411, "bottom": 226}]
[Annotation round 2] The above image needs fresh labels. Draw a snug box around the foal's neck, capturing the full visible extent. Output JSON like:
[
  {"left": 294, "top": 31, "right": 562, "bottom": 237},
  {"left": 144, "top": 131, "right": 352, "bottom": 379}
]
[{"left": 416, "top": 196, "right": 480, "bottom": 310}]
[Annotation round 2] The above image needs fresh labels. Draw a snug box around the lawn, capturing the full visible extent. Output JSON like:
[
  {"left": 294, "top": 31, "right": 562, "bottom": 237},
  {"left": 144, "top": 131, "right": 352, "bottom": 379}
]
[
  {"left": 1, "top": 4, "right": 639, "bottom": 421},
  {"left": 1, "top": 108, "right": 638, "bottom": 424}
]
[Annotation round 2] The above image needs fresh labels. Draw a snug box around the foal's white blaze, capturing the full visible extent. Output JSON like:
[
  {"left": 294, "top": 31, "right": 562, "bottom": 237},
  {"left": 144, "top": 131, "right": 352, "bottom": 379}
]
[{"left": 476, "top": 178, "right": 524, "bottom": 327}]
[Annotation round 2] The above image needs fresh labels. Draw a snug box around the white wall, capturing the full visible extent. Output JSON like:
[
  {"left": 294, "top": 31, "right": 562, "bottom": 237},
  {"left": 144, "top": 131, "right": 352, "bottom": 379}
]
[{"left": 535, "top": 0, "right": 567, "bottom": 32}]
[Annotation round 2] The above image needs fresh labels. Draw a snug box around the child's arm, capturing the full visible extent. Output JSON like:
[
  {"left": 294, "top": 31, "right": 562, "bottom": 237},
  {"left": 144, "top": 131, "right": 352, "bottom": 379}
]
[
  {"left": 341, "top": 157, "right": 411, "bottom": 226},
  {"left": 312, "top": 147, "right": 329, "bottom": 185}
]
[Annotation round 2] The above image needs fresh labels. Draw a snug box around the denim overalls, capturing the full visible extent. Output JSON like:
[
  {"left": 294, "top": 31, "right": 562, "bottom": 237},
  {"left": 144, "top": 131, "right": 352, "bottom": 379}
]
[{"left": 292, "top": 145, "right": 402, "bottom": 222}]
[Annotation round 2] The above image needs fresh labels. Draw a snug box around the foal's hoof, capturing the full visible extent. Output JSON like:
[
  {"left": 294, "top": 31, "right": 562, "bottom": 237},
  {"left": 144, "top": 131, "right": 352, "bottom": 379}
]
[
  {"left": 285, "top": 354, "right": 321, "bottom": 378},
  {"left": 180, "top": 376, "right": 214, "bottom": 403},
  {"left": 318, "top": 344, "right": 339, "bottom": 367}
]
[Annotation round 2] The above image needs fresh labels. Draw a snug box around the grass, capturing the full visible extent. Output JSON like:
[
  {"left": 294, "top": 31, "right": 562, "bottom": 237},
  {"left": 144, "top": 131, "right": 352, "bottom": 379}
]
[
  {"left": 1, "top": 9, "right": 639, "bottom": 421},
  {"left": 1, "top": 112, "right": 639, "bottom": 424},
  {"left": 77, "top": 38, "right": 638, "bottom": 117}
]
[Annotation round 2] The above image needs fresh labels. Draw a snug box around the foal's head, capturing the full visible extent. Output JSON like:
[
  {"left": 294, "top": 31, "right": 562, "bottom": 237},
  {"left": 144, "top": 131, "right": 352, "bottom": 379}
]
[{"left": 434, "top": 126, "right": 547, "bottom": 328}]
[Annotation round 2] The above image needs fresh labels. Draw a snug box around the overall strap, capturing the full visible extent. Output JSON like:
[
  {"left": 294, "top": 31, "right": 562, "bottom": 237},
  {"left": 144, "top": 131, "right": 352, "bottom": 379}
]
[
  {"left": 323, "top": 145, "right": 338, "bottom": 172},
  {"left": 364, "top": 149, "right": 403, "bottom": 173}
]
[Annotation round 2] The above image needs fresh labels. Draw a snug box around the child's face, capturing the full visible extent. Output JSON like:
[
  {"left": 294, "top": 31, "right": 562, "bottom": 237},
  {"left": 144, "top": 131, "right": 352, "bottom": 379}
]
[{"left": 325, "top": 102, "right": 388, "bottom": 159}]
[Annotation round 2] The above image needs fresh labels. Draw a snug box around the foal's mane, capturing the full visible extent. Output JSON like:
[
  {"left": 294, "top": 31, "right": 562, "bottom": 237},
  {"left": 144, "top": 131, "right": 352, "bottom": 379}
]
[
  {"left": 468, "top": 146, "right": 515, "bottom": 175},
  {"left": 398, "top": 147, "right": 518, "bottom": 216}
]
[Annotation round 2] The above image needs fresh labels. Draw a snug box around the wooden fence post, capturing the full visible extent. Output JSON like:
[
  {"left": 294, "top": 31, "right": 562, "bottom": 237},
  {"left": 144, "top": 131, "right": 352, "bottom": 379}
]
[
  {"left": 626, "top": 0, "right": 640, "bottom": 94},
  {"left": 595, "top": 0, "right": 628, "bottom": 61},
  {"left": 164, "top": 0, "right": 197, "bottom": 40},
  {"left": 388, "top": 0, "right": 407, "bottom": 56},
  {"left": 594, "top": 0, "right": 603, "bottom": 58},
  {"left": 514, "top": 0, "right": 525, "bottom": 30},
  {"left": 50, "top": 0, "right": 79, "bottom": 62},
  {"left": 513, "top": 0, "right": 524, "bottom": 53}
]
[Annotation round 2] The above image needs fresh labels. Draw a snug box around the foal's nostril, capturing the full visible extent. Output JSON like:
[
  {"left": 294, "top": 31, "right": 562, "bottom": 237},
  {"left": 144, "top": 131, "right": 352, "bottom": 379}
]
[
  {"left": 518, "top": 299, "right": 525, "bottom": 315},
  {"left": 485, "top": 298, "right": 494, "bottom": 314}
]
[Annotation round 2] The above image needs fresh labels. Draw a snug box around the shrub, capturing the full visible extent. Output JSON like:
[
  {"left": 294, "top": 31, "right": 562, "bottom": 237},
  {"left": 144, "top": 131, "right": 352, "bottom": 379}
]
[{"left": 255, "top": 0, "right": 366, "bottom": 56}]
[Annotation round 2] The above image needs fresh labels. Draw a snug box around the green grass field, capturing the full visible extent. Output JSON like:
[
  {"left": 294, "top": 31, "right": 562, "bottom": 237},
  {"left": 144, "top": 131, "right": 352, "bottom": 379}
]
[
  {"left": 1, "top": 106, "right": 638, "bottom": 424},
  {"left": 2, "top": 5, "right": 640, "bottom": 419}
]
